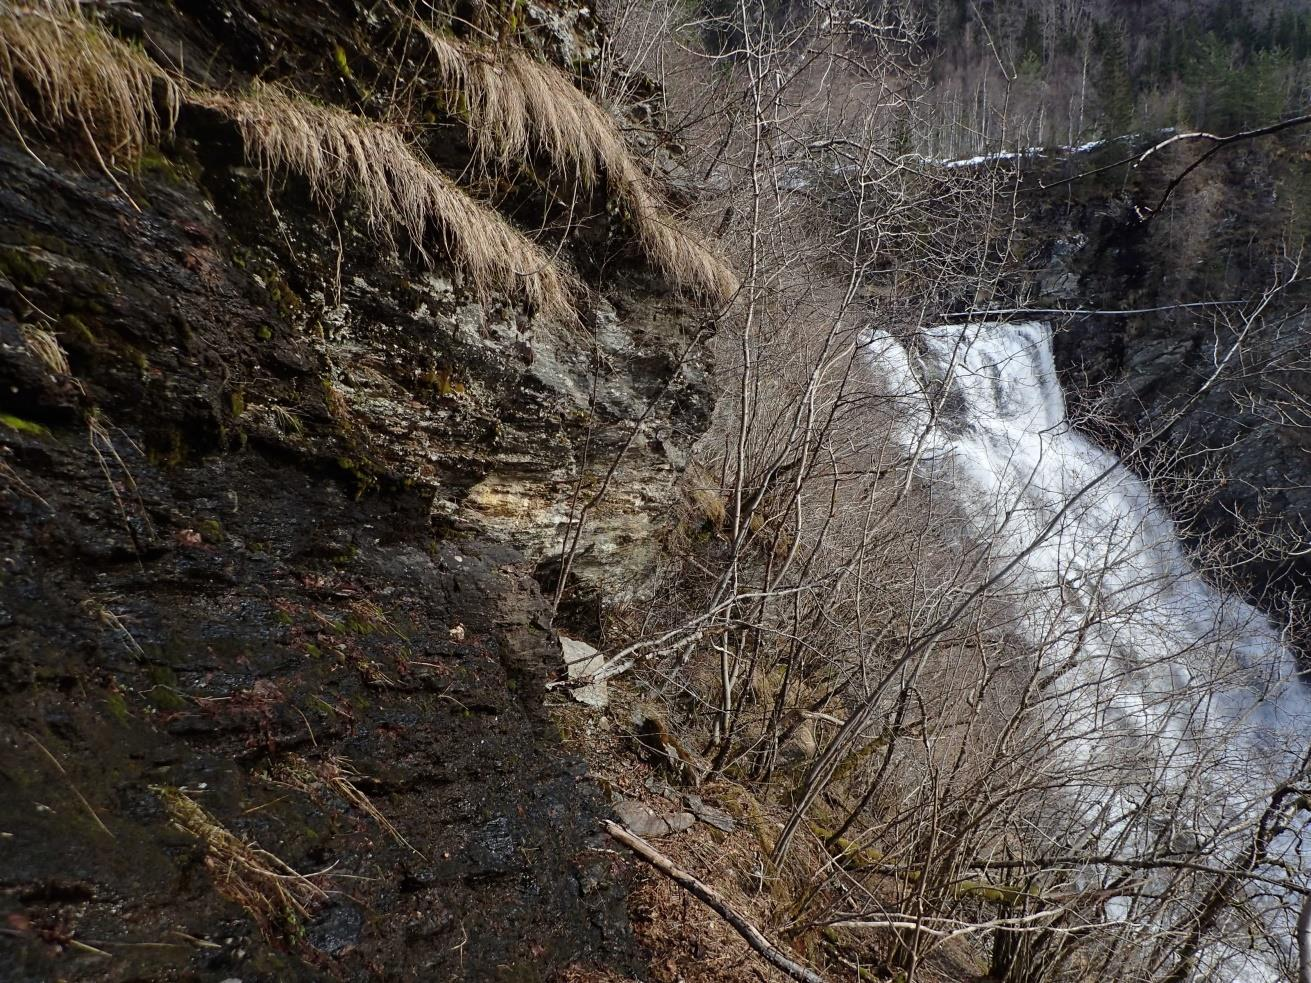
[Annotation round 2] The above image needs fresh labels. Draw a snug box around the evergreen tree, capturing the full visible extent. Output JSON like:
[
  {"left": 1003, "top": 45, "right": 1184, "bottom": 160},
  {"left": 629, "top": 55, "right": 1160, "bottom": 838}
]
[
  {"left": 1187, "top": 32, "right": 1243, "bottom": 131},
  {"left": 1094, "top": 24, "right": 1134, "bottom": 135},
  {"left": 1016, "top": 48, "right": 1042, "bottom": 81},
  {"left": 1277, "top": 11, "right": 1299, "bottom": 55},
  {"left": 916, "top": 0, "right": 1311, "bottom": 150},
  {"left": 1263, "top": 10, "right": 1279, "bottom": 52},
  {"left": 1018, "top": 10, "right": 1042, "bottom": 64},
  {"left": 1057, "top": 26, "right": 1078, "bottom": 59},
  {"left": 1246, "top": 48, "right": 1292, "bottom": 126}
]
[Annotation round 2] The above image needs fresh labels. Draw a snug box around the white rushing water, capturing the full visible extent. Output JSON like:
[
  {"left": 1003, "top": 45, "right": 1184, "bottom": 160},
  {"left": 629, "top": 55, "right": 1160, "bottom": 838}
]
[{"left": 861, "top": 321, "right": 1311, "bottom": 980}]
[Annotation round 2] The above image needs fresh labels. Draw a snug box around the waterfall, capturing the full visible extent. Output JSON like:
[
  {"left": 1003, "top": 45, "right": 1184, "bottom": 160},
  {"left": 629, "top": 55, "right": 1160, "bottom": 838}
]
[{"left": 861, "top": 320, "right": 1311, "bottom": 980}]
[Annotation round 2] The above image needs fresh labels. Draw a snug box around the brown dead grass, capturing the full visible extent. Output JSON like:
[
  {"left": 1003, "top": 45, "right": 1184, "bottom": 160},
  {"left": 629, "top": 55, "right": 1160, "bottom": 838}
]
[
  {"left": 1, "top": 3, "right": 730, "bottom": 313},
  {"left": 1, "top": 5, "right": 573, "bottom": 316},
  {"left": 196, "top": 83, "right": 575, "bottom": 318},
  {"left": 618, "top": 161, "right": 740, "bottom": 308},
  {"left": 0, "top": 0, "right": 176, "bottom": 164},
  {"left": 416, "top": 23, "right": 737, "bottom": 307},
  {"left": 417, "top": 23, "right": 616, "bottom": 187},
  {"left": 158, "top": 786, "right": 330, "bottom": 940},
  {"left": 20, "top": 324, "right": 70, "bottom": 377},
  {"left": 268, "top": 752, "right": 423, "bottom": 857}
]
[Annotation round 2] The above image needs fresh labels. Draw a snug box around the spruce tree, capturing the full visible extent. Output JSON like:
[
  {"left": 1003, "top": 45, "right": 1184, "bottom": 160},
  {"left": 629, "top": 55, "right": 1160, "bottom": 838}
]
[
  {"left": 1019, "top": 10, "right": 1042, "bottom": 64},
  {"left": 1095, "top": 24, "right": 1134, "bottom": 136}
]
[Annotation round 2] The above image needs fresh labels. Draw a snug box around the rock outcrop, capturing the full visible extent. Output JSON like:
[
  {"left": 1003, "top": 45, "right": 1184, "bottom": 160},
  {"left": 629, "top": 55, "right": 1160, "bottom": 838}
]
[{"left": 0, "top": 0, "right": 721, "bottom": 977}]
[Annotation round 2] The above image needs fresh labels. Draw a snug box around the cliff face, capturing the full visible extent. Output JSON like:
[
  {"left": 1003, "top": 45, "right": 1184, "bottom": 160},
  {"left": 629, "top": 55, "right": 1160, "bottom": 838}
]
[
  {"left": 1022, "top": 138, "right": 1311, "bottom": 616},
  {"left": 0, "top": 1, "right": 716, "bottom": 978}
]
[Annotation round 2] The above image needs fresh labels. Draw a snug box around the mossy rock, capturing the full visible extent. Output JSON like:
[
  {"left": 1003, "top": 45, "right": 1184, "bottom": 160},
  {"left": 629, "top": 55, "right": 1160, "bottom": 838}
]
[
  {"left": 198, "top": 518, "right": 225, "bottom": 544},
  {"left": 145, "top": 666, "right": 188, "bottom": 711},
  {"left": 0, "top": 247, "right": 50, "bottom": 289},
  {"left": 103, "top": 690, "right": 132, "bottom": 724},
  {"left": 0, "top": 414, "right": 52, "bottom": 438}
]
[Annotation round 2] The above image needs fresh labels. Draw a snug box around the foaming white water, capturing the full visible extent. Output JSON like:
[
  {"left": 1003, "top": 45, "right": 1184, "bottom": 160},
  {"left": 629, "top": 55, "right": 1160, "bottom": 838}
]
[{"left": 862, "top": 321, "right": 1311, "bottom": 980}]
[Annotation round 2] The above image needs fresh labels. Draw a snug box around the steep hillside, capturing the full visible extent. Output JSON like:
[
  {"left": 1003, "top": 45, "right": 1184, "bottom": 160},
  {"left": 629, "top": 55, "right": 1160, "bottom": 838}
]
[
  {"left": 910, "top": 0, "right": 1311, "bottom": 153},
  {"left": 8, "top": 2, "right": 1311, "bottom": 981},
  {"left": 0, "top": 1, "right": 727, "bottom": 979}
]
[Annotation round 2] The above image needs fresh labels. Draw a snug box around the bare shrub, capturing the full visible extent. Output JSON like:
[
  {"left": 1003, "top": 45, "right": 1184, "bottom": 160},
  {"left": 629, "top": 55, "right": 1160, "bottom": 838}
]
[{"left": 573, "top": 2, "right": 1311, "bottom": 981}]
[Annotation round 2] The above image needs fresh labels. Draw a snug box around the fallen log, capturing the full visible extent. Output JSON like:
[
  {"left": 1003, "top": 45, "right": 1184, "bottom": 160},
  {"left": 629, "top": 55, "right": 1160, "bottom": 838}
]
[{"left": 602, "top": 819, "right": 827, "bottom": 983}]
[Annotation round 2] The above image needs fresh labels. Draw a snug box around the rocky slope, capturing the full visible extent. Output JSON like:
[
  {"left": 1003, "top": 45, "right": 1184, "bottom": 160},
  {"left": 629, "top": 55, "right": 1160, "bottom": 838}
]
[{"left": 0, "top": 1, "right": 718, "bottom": 979}]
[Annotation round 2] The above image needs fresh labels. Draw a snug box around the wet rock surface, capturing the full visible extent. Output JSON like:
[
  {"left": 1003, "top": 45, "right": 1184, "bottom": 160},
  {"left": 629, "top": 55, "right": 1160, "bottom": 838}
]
[
  {"left": 0, "top": 0, "right": 713, "bottom": 978},
  {"left": 0, "top": 376, "right": 643, "bottom": 980}
]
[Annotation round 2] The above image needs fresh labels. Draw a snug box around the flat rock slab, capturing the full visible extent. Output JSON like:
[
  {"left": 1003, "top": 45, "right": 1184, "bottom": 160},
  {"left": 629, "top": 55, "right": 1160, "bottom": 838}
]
[
  {"left": 614, "top": 799, "right": 696, "bottom": 838},
  {"left": 561, "top": 634, "right": 609, "bottom": 708},
  {"left": 684, "top": 794, "right": 737, "bottom": 832}
]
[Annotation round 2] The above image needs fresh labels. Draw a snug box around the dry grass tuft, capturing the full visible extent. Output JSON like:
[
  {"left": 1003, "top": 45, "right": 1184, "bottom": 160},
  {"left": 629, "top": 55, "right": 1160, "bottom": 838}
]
[
  {"left": 416, "top": 22, "right": 615, "bottom": 187},
  {"left": 197, "top": 83, "right": 575, "bottom": 318},
  {"left": 269, "top": 752, "right": 423, "bottom": 857},
  {"left": 416, "top": 23, "right": 737, "bottom": 306},
  {"left": 616, "top": 157, "right": 741, "bottom": 306},
  {"left": 0, "top": 3, "right": 730, "bottom": 312},
  {"left": 0, "top": 7, "right": 572, "bottom": 316},
  {"left": 20, "top": 324, "right": 70, "bottom": 377},
  {"left": 158, "top": 786, "right": 330, "bottom": 939},
  {"left": 415, "top": 22, "right": 467, "bottom": 93},
  {"left": 0, "top": 0, "right": 176, "bottom": 164}
]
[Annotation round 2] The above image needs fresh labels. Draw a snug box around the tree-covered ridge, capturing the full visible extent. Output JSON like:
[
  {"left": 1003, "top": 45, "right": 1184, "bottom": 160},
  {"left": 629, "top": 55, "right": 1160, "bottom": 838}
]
[{"left": 916, "top": 0, "right": 1311, "bottom": 154}]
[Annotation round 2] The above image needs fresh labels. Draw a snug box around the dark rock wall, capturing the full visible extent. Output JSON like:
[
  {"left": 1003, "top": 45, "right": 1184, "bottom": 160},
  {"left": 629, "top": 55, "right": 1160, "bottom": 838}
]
[{"left": 0, "top": 1, "right": 713, "bottom": 978}]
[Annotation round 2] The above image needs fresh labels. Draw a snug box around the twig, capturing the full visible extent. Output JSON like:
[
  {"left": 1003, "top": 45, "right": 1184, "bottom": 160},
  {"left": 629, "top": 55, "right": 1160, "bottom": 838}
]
[
  {"left": 167, "top": 930, "right": 222, "bottom": 949},
  {"left": 79, "top": 118, "right": 140, "bottom": 212},
  {"left": 943, "top": 301, "right": 1249, "bottom": 319},
  {"left": 26, "top": 733, "right": 113, "bottom": 838},
  {"left": 602, "top": 820, "right": 827, "bottom": 983},
  {"left": 1135, "top": 130, "right": 1222, "bottom": 163},
  {"left": 1299, "top": 894, "right": 1311, "bottom": 983},
  {"left": 1134, "top": 112, "right": 1311, "bottom": 221},
  {"left": 0, "top": 459, "right": 51, "bottom": 510},
  {"left": 65, "top": 937, "right": 113, "bottom": 958}
]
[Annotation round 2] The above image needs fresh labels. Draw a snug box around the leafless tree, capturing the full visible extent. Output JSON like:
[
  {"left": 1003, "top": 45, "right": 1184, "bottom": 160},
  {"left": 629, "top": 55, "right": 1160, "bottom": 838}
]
[{"left": 570, "top": 2, "right": 1311, "bottom": 980}]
